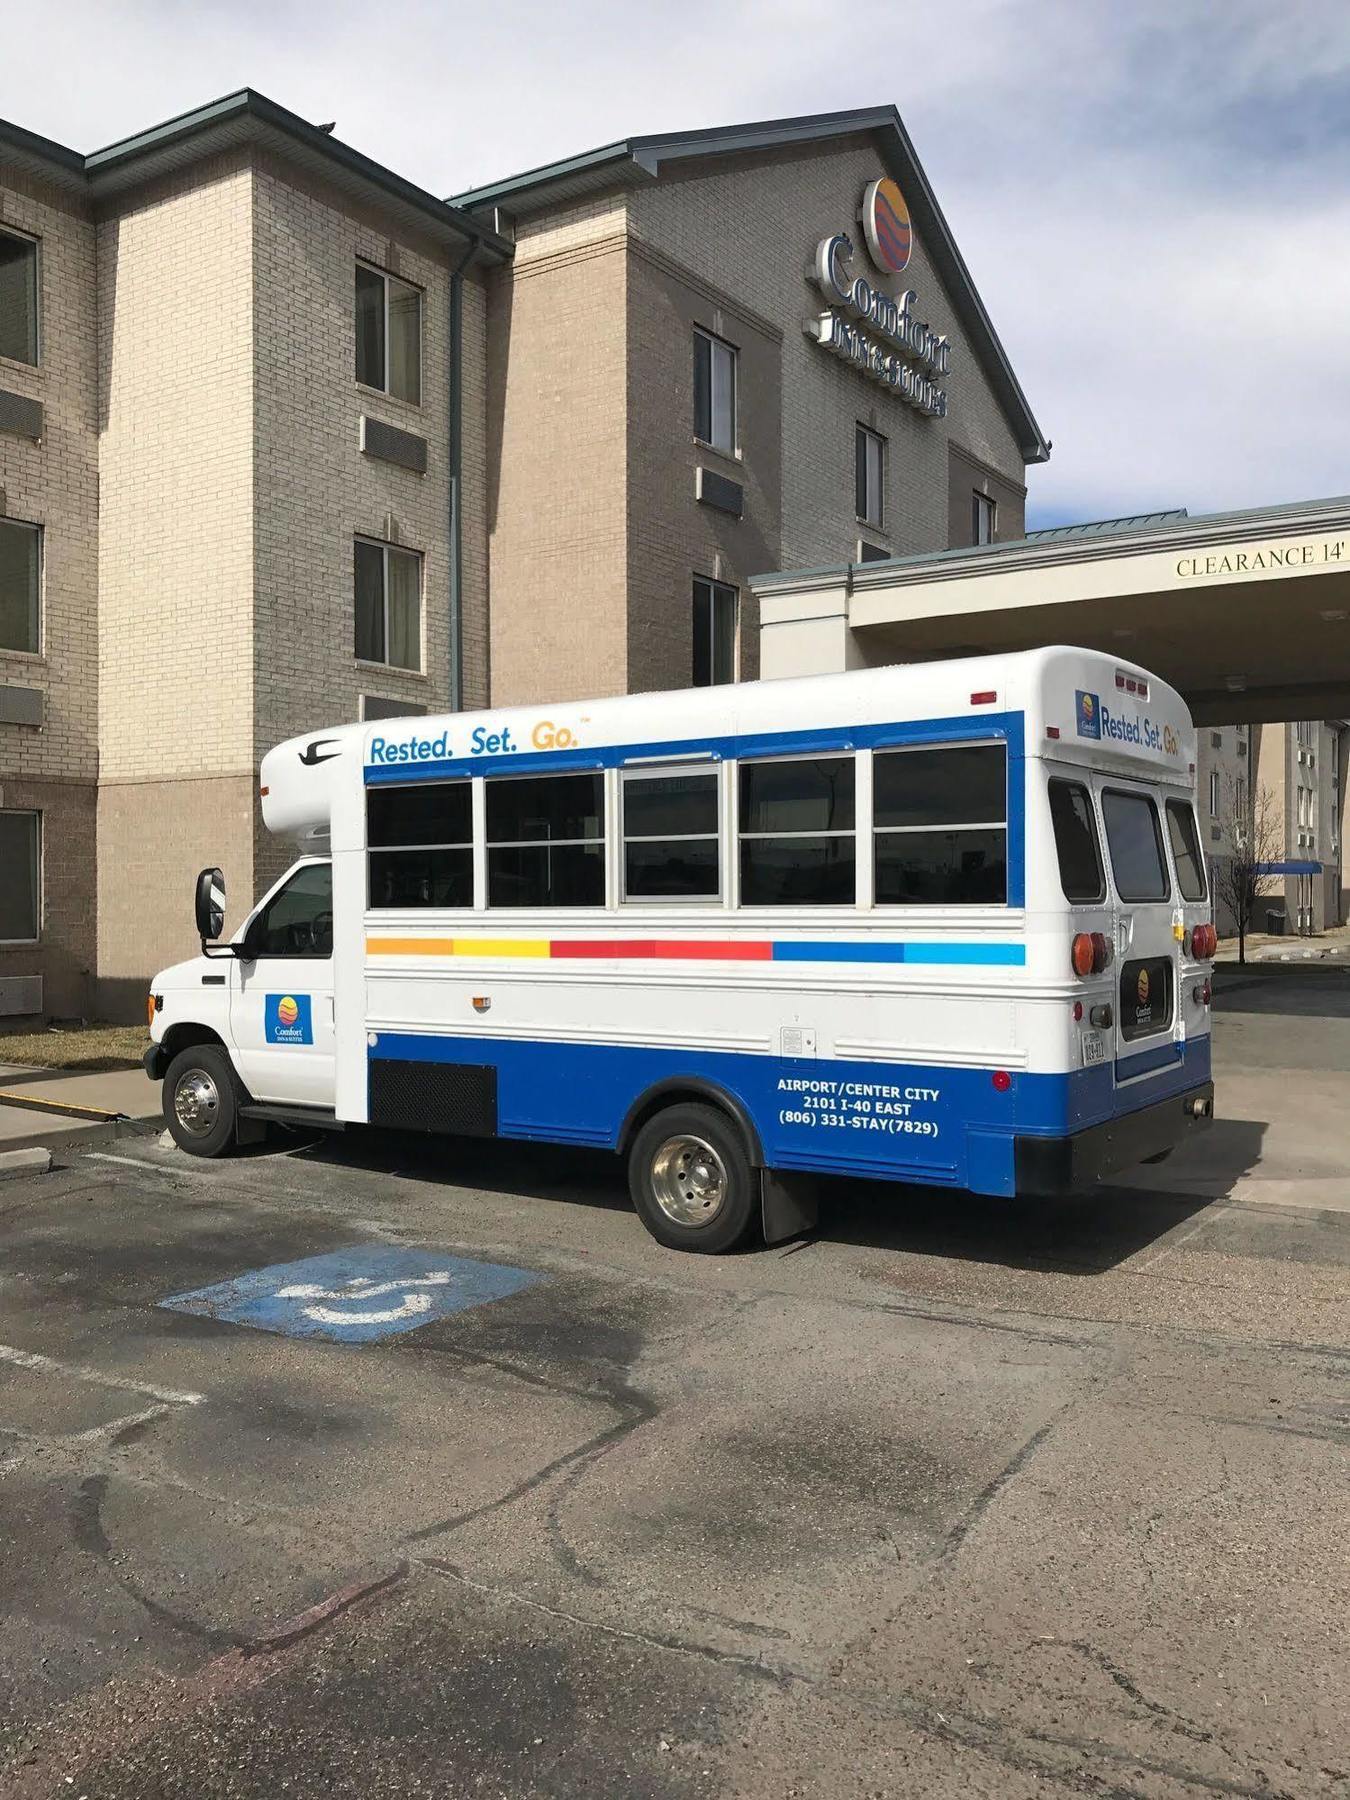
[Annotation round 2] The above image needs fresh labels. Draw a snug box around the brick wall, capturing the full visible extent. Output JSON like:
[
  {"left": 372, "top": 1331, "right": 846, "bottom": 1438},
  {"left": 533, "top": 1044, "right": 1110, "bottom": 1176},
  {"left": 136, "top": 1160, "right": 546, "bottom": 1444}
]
[
  {"left": 627, "top": 137, "right": 1027, "bottom": 570},
  {"left": 485, "top": 227, "right": 630, "bottom": 703},
  {"left": 0, "top": 164, "right": 99, "bottom": 1020}
]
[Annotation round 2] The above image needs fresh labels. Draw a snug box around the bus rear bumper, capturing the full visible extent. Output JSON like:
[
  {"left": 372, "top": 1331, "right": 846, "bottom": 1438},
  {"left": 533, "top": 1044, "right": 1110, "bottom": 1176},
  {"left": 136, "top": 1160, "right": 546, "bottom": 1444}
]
[{"left": 1015, "top": 1083, "right": 1214, "bottom": 1196}]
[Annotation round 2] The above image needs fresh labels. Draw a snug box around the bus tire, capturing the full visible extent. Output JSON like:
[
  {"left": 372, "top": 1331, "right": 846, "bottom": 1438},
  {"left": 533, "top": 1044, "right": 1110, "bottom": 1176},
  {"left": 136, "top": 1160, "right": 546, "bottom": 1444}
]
[
  {"left": 163, "top": 1045, "right": 241, "bottom": 1158},
  {"left": 627, "top": 1103, "right": 758, "bottom": 1254}
]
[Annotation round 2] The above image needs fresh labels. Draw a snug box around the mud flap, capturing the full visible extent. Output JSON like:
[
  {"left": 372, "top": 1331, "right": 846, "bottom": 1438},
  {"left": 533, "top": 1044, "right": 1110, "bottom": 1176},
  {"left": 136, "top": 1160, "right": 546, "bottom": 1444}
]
[{"left": 760, "top": 1167, "right": 818, "bottom": 1247}]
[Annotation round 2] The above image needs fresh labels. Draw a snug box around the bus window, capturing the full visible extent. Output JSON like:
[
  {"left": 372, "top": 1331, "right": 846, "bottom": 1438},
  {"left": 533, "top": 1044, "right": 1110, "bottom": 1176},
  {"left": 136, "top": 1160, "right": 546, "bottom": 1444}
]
[
  {"left": 368, "top": 781, "right": 472, "bottom": 909},
  {"left": 1101, "top": 789, "right": 1170, "bottom": 903},
  {"left": 623, "top": 768, "right": 719, "bottom": 899},
  {"left": 1165, "top": 798, "right": 1208, "bottom": 901},
  {"left": 1048, "top": 778, "right": 1105, "bottom": 904},
  {"left": 739, "top": 756, "right": 855, "bottom": 905},
  {"left": 487, "top": 772, "right": 605, "bottom": 907},
  {"left": 874, "top": 744, "right": 1006, "bottom": 905}
]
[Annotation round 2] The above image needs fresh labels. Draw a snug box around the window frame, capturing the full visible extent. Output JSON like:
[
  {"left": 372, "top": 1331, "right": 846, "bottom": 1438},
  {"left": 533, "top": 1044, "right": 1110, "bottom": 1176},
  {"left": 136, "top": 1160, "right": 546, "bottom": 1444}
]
[
  {"left": 620, "top": 763, "right": 722, "bottom": 905},
  {"left": 1047, "top": 776, "right": 1106, "bottom": 905},
  {"left": 246, "top": 859, "right": 333, "bottom": 960},
  {"left": 485, "top": 769, "right": 607, "bottom": 910},
  {"left": 0, "top": 224, "right": 40, "bottom": 369},
  {"left": 1101, "top": 787, "right": 1172, "bottom": 904},
  {"left": 855, "top": 424, "right": 885, "bottom": 528},
  {"left": 693, "top": 326, "right": 738, "bottom": 456},
  {"left": 1164, "top": 797, "right": 1208, "bottom": 903},
  {"left": 872, "top": 740, "right": 1009, "bottom": 908},
  {"left": 354, "top": 535, "right": 424, "bottom": 673},
  {"left": 367, "top": 779, "right": 474, "bottom": 911},
  {"left": 0, "top": 516, "right": 42, "bottom": 657},
  {"left": 0, "top": 808, "right": 41, "bottom": 945},
  {"left": 972, "top": 490, "right": 996, "bottom": 546},
  {"left": 737, "top": 750, "right": 858, "bottom": 909},
  {"left": 1208, "top": 769, "right": 1220, "bottom": 817},
  {"left": 692, "top": 575, "right": 738, "bottom": 688},
  {"left": 354, "top": 258, "right": 424, "bottom": 406}
]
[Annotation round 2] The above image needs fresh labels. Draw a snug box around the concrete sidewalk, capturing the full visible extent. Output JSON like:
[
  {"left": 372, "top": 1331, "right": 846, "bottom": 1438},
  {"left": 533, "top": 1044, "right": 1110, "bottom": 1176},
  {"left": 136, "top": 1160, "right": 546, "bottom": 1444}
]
[{"left": 0, "top": 1061, "right": 161, "bottom": 1153}]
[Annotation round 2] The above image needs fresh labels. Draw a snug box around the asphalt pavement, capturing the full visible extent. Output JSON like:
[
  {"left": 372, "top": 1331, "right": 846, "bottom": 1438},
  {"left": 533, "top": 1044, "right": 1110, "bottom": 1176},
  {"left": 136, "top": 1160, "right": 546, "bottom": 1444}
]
[{"left": 0, "top": 964, "right": 1347, "bottom": 1798}]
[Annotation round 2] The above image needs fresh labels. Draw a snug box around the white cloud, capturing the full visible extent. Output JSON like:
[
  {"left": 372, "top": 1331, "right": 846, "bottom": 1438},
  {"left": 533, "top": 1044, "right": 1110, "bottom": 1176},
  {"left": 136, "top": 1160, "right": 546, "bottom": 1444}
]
[{"left": 4, "top": 0, "right": 1347, "bottom": 527}]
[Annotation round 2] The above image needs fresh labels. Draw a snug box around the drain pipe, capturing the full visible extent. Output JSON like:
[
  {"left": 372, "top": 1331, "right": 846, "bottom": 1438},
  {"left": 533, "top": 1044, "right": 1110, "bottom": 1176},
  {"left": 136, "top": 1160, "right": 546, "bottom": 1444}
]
[{"left": 448, "top": 237, "right": 478, "bottom": 713}]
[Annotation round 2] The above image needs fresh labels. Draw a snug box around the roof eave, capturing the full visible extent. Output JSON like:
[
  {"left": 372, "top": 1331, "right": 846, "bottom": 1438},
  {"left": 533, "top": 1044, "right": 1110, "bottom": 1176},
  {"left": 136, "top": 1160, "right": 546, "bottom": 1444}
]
[{"left": 82, "top": 90, "right": 511, "bottom": 260}]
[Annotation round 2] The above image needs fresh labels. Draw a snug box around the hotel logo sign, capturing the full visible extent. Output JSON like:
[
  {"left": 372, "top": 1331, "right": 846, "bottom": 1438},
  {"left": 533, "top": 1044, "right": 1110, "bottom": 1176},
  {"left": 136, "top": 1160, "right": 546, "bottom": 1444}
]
[{"left": 806, "top": 177, "right": 950, "bottom": 419}]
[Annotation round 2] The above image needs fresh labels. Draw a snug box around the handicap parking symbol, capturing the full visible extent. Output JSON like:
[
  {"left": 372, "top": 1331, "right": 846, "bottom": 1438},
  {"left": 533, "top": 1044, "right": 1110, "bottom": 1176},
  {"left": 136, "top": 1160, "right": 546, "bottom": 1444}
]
[{"left": 160, "top": 1245, "right": 543, "bottom": 1342}]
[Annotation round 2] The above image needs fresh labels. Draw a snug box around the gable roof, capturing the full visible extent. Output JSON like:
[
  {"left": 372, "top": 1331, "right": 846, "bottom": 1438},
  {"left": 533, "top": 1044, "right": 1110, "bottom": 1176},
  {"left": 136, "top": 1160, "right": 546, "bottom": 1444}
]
[
  {"left": 1, "top": 90, "right": 511, "bottom": 261},
  {"left": 450, "top": 104, "right": 1049, "bottom": 463}
]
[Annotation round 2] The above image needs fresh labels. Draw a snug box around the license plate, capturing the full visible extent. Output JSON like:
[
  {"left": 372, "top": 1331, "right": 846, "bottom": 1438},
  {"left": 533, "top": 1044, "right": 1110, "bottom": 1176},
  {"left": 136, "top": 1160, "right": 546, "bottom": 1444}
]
[{"left": 1081, "top": 1031, "right": 1106, "bottom": 1066}]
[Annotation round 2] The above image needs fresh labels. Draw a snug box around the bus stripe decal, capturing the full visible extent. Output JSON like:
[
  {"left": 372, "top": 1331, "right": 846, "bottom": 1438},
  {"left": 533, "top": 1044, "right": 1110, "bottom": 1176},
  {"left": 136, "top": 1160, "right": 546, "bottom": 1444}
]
[{"left": 366, "top": 937, "right": 1025, "bottom": 967}]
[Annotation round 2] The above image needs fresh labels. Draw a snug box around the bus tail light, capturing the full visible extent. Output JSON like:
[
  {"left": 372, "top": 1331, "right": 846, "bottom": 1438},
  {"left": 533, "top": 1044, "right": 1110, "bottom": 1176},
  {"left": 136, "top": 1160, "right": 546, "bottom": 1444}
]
[
  {"left": 1072, "top": 933, "right": 1111, "bottom": 978},
  {"left": 1191, "top": 923, "right": 1216, "bottom": 959},
  {"left": 992, "top": 1070, "right": 1012, "bottom": 1092}
]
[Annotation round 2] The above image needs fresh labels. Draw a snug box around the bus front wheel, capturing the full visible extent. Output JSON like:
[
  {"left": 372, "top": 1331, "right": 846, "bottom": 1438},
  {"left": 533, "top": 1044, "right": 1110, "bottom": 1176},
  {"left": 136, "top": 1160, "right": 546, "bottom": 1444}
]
[
  {"left": 627, "top": 1103, "right": 758, "bottom": 1254},
  {"left": 163, "top": 1045, "right": 241, "bottom": 1158}
]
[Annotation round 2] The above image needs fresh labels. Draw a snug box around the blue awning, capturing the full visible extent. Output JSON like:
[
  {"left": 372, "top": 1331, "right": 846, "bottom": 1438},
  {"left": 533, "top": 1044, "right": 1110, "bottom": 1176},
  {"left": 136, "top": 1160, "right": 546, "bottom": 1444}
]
[{"left": 1254, "top": 860, "right": 1322, "bottom": 876}]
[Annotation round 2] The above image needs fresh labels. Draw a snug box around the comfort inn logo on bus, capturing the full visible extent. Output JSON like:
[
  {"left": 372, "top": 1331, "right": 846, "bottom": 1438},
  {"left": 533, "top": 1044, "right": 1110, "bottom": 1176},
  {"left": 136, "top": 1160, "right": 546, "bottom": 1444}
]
[{"left": 1077, "top": 690, "right": 1180, "bottom": 756}]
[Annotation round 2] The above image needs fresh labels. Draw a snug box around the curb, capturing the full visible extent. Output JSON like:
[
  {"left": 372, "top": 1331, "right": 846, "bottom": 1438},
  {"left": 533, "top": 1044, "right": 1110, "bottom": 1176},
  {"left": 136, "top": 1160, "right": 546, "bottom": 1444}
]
[
  {"left": 0, "top": 1146, "right": 53, "bottom": 1180},
  {"left": 0, "top": 1116, "right": 160, "bottom": 1158}
]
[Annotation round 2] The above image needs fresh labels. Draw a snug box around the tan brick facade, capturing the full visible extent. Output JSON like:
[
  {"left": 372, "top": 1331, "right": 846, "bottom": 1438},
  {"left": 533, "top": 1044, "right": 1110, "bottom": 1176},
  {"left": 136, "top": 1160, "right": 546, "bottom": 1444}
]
[
  {"left": 2, "top": 99, "right": 495, "bottom": 1022},
  {"left": 0, "top": 165, "right": 99, "bottom": 1018},
  {"left": 485, "top": 133, "right": 1032, "bottom": 706}
]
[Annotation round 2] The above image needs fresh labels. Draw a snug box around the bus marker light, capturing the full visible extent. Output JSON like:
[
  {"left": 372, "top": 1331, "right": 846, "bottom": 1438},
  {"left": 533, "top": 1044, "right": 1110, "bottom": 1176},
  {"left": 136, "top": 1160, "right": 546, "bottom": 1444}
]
[
  {"left": 1072, "top": 1000, "right": 1083, "bottom": 1022},
  {"left": 970, "top": 690, "right": 997, "bottom": 705},
  {"left": 992, "top": 1070, "right": 1012, "bottom": 1092},
  {"left": 472, "top": 996, "right": 491, "bottom": 1012},
  {"left": 1046, "top": 725, "right": 1061, "bottom": 739}
]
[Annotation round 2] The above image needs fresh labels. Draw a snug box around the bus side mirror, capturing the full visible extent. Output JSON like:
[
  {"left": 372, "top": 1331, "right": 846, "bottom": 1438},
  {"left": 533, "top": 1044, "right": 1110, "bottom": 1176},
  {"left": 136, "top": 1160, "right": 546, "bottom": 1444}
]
[{"left": 195, "top": 867, "right": 226, "bottom": 942}]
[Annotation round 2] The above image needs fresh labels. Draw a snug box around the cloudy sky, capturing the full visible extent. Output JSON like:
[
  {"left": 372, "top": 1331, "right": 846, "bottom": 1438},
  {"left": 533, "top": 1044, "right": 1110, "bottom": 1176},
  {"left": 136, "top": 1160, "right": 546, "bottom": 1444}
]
[{"left": 5, "top": 0, "right": 1347, "bottom": 527}]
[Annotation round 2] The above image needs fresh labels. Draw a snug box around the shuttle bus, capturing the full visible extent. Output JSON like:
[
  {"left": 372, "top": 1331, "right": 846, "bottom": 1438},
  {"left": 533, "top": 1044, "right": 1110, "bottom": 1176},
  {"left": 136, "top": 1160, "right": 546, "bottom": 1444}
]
[{"left": 144, "top": 646, "right": 1215, "bottom": 1252}]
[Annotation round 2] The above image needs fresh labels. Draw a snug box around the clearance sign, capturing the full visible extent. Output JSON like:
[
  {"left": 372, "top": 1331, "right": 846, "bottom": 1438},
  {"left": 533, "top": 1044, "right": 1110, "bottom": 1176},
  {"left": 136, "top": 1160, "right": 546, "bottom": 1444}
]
[{"left": 806, "top": 176, "right": 950, "bottom": 419}]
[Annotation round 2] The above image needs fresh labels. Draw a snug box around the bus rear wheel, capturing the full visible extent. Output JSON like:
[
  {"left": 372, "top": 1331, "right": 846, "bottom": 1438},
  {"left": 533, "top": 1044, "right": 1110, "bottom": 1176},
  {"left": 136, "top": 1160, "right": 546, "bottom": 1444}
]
[
  {"left": 163, "top": 1044, "right": 240, "bottom": 1158},
  {"left": 627, "top": 1102, "right": 758, "bottom": 1254}
]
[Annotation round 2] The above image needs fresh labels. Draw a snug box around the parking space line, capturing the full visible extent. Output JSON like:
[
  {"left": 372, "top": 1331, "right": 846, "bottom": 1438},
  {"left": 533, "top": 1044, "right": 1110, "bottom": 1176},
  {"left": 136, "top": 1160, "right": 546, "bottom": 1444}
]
[{"left": 0, "top": 1342, "right": 205, "bottom": 1407}]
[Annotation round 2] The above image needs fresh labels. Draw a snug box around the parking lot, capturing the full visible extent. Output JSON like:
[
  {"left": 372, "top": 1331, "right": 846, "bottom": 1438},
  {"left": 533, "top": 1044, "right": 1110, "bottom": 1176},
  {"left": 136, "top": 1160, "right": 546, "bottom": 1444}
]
[{"left": 1, "top": 963, "right": 1347, "bottom": 1799}]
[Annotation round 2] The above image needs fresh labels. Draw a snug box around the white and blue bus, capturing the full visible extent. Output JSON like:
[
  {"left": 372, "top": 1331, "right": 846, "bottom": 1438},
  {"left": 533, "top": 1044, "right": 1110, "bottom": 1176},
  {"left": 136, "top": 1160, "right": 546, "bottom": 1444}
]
[{"left": 146, "top": 646, "right": 1215, "bottom": 1252}]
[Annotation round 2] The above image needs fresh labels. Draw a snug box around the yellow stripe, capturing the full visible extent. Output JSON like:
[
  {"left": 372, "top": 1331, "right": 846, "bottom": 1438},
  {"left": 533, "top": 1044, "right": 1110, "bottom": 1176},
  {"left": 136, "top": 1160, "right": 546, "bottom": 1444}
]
[{"left": 367, "top": 936, "right": 550, "bottom": 959}]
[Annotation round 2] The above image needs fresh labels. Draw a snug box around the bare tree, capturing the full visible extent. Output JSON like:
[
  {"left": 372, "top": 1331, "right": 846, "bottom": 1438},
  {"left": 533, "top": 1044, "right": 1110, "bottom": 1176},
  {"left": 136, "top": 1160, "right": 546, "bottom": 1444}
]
[{"left": 1211, "top": 774, "right": 1282, "bottom": 964}]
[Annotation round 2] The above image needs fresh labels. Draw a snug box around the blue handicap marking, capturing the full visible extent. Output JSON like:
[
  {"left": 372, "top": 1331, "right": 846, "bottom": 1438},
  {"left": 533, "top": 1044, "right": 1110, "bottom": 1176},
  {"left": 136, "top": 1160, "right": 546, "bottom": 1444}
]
[{"left": 160, "top": 1245, "right": 543, "bottom": 1342}]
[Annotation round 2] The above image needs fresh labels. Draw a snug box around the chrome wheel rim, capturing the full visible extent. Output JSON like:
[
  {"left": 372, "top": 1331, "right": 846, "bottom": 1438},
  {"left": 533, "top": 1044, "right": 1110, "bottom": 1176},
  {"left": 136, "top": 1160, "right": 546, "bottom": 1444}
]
[
  {"left": 650, "top": 1134, "right": 727, "bottom": 1228},
  {"left": 173, "top": 1069, "right": 220, "bottom": 1137}
]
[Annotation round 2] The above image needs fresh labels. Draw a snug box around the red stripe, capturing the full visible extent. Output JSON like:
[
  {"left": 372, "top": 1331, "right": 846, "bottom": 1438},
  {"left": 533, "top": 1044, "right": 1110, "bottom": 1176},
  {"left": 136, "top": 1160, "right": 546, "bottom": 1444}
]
[{"left": 548, "top": 939, "right": 772, "bottom": 961}]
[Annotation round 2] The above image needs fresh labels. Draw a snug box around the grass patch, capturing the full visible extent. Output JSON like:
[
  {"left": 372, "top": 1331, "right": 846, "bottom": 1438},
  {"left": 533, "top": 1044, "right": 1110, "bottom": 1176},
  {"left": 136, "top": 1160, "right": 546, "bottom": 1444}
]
[{"left": 0, "top": 1024, "right": 150, "bottom": 1072}]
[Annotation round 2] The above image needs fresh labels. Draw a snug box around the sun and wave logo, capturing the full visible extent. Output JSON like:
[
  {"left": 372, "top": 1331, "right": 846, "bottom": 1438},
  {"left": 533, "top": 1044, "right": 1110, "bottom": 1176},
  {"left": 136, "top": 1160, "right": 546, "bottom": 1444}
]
[
  {"left": 861, "top": 177, "right": 913, "bottom": 275},
  {"left": 277, "top": 995, "right": 299, "bottom": 1026},
  {"left": 1137, "top": 969, "right": 1151, "bottom": 1008}
]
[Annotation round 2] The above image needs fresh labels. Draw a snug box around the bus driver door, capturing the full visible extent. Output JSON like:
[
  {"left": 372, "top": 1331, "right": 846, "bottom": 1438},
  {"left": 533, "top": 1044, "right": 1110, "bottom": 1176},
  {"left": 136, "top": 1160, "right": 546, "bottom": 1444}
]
[{"left": 231, "top": 860, "right": 337, "bottom": 1108}]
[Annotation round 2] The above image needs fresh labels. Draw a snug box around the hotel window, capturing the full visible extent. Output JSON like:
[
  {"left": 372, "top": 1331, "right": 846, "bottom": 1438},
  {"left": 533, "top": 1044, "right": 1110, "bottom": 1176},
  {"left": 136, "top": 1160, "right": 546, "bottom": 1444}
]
[
  {"left": 0, "top": 811, "right": 40, "bottom": 942},
  {"left": 355, "top": 538, "right": 422, "bottom": 671},
  {"left": 972, "top": 491, "right": 996, "bottom": 545},
  {"left": 855, "top": 425, "right": 885, "bottom": 528},
  {"left": 0, "top": 519, "right": 40, "bottom": 654},
  {"left": 0, "top": 227, "right": 38, "bottom": 366},
  {"left": 355, "top": 261, "right": 422, "bottom": 404},
  {"left": 875, "top": 744, "right": 1007, "bottom": 905},
  {"left": 486, "top": 772, "right": 605, "bottom": 908},
  {"left": 739, "top": 756, "right": 856, "bottom": 906},
  {"left": 1208, "top": 770, "right": 1220, "bottom": 816},
  {"left": 692, "top": 577, "right": 737, "bottom": 687},
  {"left": 693, "top": 327, "right": 737, "bottom": 454}
]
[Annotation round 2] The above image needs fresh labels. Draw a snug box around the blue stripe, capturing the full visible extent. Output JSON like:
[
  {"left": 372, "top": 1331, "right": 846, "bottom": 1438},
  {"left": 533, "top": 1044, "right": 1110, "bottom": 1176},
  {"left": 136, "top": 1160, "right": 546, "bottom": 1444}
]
[
  {"left": 365, "top": 711, "right": 1027, "bottom": 910},
  {"left": 770, "top": 940, "right": 1025, "bottom": 966},
  {"left": 365, "top": 1030, "right": 1210, "bottom": 1199},
  {"left": 1115, "top": 1040, "right": 1184, "bottom": 1080}
]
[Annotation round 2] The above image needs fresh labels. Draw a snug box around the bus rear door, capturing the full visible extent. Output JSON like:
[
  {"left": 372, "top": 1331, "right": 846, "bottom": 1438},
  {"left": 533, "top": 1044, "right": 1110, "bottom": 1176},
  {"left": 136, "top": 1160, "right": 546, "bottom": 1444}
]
[{"left": 1096, "top": 780, "right": 1185, "bottom": 1087}]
